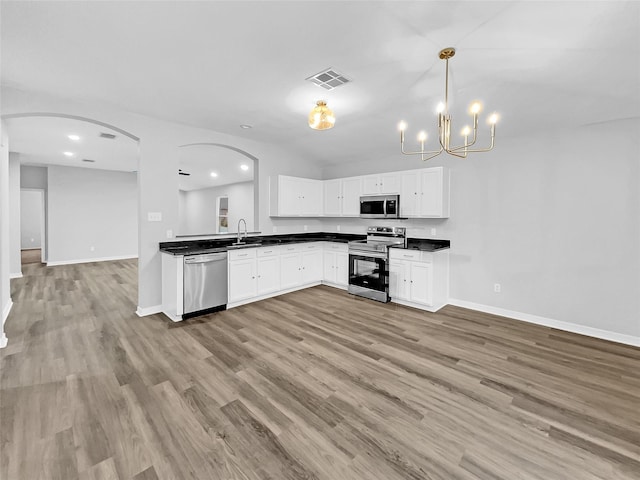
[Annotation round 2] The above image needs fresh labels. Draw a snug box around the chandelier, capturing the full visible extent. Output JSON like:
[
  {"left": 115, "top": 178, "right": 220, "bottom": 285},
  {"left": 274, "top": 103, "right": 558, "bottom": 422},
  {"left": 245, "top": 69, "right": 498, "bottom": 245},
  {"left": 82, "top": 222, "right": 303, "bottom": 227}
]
[
  {"left": 308, "top": 100, "right": 335, "bottom": 130},
  {"left": 399, "top": 48, "right": 498, "bottom": 161}
]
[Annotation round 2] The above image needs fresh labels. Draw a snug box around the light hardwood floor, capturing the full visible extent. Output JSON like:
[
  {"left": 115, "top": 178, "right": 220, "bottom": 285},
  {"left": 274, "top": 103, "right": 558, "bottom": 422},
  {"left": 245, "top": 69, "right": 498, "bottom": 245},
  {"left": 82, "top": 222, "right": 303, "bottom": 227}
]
[{"left": 1, "top": 259, "right": 639, "bottom": 479}]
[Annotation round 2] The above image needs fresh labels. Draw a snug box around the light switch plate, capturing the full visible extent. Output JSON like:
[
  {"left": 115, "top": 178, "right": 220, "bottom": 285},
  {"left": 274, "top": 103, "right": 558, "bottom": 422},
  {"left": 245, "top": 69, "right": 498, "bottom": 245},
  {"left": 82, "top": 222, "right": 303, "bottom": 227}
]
[
  {"left": 166, "top": 230, "right": 173, "bottom": 239},
  {"left": 148, "top": 212, "right": 162, "bottom": 222}
]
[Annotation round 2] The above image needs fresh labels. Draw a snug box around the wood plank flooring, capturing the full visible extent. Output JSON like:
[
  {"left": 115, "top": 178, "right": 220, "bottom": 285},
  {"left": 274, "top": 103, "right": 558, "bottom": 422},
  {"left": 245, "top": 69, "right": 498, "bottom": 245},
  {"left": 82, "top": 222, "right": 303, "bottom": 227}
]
[{"left": 1, "top": 259, "right": 639, "bottom": 479}]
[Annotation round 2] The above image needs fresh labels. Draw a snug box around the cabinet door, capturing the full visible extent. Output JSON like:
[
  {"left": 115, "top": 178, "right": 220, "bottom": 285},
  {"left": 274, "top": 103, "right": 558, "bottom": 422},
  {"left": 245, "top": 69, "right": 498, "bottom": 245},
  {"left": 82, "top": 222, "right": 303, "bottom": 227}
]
[
  {"left": 280, "top": 252, "right": 302, "bottom": 289},
  {"left": 362, "top": 175, "right": 380, "bottom": 195},
  {"left": 410, "top": 262, "right": 433, "bottom": 306},
  {"left": 228, "top": 259, "right": 257, "bottom": 302},
  {"left": 302, "top": 179, "right": 323, "bottom": 216},
  {"left": 323, "top": 179, "right": 342, "bottom": 216},
  {"left": 323, "top": 251, "right": 337, "bottom": 283},
  {"left": 341, "top": 177, "right": 362, "bottom": 216},
  {"left": 335, "top": 252, "right": 349, "bottom": 287},
  {"left": 379, "top": 173, "right": 401, "bottom": 194},
  {"left": 257, "top": 255, "right": 280, "bottom": 296},
  {"left": 301, "top": 250, "right": 322, "bottom": 284},
  {"left": 389, "top": 260, "right": 408, "bottom": 301},
  {"left": 400, "top": 173, "right": 420, "bottom": 217},
  {"left": 279, "top": 176, "right": 302, "bottom": 216},
  {"left": 419, "top": 169, "right": 443, "bottom": 217}
]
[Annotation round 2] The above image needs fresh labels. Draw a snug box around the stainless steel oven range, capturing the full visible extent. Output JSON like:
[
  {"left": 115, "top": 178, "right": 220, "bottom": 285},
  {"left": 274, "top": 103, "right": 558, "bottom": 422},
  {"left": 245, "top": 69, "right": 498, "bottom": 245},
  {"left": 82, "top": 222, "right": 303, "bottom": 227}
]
[{"left": 348, "top": 226, "right": 407, "bottom": 302}]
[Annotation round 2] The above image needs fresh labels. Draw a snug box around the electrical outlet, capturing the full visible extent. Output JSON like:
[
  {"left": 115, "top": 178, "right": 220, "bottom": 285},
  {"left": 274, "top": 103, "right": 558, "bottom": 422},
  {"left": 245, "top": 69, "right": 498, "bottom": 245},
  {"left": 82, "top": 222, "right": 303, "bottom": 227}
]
[
  {"left": 430, "top": 228, "right": 437, "bottom": 236},
  {"left": 166, "top": 229, "right": 173, "bottom": 239},
  {"left": 273, "top": 226, "right": 278, "bottom": 233},
  {"left": 494, "top": 283, "right": 501, "bottom": 293},
  {"left": 304, "top": 225, "right": 308, "bottom": 231},
  {"left": 90, "top": 246, "right": 95, "bottom": 252},
  {"left": 337, "top": 225, "right": 341, "bottom": 232}
]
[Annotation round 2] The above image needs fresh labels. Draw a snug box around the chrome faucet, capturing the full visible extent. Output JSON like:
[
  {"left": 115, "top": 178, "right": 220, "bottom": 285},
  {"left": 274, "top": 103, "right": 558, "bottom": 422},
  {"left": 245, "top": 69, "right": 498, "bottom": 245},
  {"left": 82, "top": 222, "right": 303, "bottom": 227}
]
[{"left": 237, "top": 218, "right": 247, "bottom": 244}]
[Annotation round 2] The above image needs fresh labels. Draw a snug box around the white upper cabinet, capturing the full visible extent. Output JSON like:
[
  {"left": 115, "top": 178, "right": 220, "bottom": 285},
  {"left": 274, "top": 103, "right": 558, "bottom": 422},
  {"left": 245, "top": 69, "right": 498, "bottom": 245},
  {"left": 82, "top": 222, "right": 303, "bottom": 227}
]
[
  {"left": 323, "top": 177, "right": 362, "bottom": 217},
  {"left": 362, "top": 172, "right": 401, "bottom": 195},
  {"left": 418, "top": 167, "right": 449, "bottom": 218},
  {"left": 272, "top": 168, "right": 448, "bottom": 218},
  {"left": 270, "top": 175, "right": 323, "bottom": 216}
]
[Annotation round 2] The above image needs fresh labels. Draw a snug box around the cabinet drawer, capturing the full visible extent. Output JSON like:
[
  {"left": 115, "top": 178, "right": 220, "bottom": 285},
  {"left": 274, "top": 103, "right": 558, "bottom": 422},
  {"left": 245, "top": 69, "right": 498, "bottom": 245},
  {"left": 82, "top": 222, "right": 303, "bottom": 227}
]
[
  {"left": 324, "top": 242, "right": 347, "bottom": 253},
  {"left": 257, "top": 246, "right": 281, "bottom": 257},
  {"left": 281, "top": 244, "right": 302, "bottom": 253},
  {"left": 390, "top": 249, "right": 433, "bottom": 263},
  {"left": 229, "top": 248, "right": 257, "bottom": 261},
  {"left": 302, "top": 242, "right": 322, "bottom": 251}
]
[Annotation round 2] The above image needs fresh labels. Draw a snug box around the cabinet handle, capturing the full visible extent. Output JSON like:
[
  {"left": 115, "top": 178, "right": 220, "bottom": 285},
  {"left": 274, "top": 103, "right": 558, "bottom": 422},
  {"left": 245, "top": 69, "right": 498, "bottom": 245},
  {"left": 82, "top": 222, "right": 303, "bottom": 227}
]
[
  {"left": 264, "top": 250, "right": 272, "bottom": 253},
  {"left": 238, "top": 253, "right": 248, "bottom": 257},
  {"left": 403, "top": 255, "right": 413, "bottom": 258},
  {"left": 252, "top": 276, "right": 255, "bottom": 279}
]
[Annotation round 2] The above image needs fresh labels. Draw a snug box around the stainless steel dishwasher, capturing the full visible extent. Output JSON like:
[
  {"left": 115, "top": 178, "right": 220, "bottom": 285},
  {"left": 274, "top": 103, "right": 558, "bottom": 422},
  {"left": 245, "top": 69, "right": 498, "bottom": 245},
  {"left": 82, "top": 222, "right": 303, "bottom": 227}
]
[{"left": 183, "top": 252, "right": 228, "bottom": 318}]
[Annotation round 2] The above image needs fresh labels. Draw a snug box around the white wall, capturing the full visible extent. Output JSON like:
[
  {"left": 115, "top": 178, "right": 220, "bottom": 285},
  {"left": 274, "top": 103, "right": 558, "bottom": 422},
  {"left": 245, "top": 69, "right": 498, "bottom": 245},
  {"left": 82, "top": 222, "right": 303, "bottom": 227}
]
[
  {"left": 179, "top": 181, "right": 253, "bottom": 235},
  {"left": 20, "top": 190, "right": 43, "bottom": 249},
  {"left": 321, "top": 119, "right": 640, "bottom": 343},
  {"left": 0, "top": 121, "right": 11, "bottom": 347},
  {"left": 8, "top": 153, "right": 21, "bottom": 277},
  {"left": 47, "top": 166, "right": 138, "bottom": 264}
]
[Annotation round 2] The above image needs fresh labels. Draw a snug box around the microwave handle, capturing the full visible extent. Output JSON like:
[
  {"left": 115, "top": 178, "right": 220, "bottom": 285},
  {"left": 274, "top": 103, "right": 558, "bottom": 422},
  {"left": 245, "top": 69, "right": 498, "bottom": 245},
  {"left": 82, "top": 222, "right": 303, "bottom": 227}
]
[{"left": 383, "top": 199, "right": 387, "bottom": 217}]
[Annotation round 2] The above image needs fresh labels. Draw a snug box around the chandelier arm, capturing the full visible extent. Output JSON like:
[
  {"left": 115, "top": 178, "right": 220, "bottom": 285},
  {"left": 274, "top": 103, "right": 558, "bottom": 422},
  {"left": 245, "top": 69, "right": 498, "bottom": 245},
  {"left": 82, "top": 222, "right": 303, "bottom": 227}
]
[
  {"left": 401, "top": 148, "right": 443, "bottom": 156},
  {"left": 461, "top": 136, "right": 495, "bottom": 153},
  {"left": 421, "top": 147, "right": 444, "bottom": 161},
  {"left": 445, "top": 149, "right": 468, "bottom": 159}
]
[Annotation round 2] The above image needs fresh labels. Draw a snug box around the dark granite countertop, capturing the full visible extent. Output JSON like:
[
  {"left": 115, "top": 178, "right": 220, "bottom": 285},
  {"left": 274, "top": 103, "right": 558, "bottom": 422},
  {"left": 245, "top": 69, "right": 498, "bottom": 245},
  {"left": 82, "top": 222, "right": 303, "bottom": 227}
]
[
  {"left": 159, "top": 232, "right": 365, "bottom": 256},
  {"left": 393, "top": 238, "right": 451, "bottom": 252}
]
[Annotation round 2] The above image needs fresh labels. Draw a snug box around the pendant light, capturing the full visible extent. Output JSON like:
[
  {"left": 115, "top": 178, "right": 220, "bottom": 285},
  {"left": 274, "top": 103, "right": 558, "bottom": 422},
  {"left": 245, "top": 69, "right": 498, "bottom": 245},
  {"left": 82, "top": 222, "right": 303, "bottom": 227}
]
[{"left": 308, "top": 100, "right": 335, "bottom": 130}]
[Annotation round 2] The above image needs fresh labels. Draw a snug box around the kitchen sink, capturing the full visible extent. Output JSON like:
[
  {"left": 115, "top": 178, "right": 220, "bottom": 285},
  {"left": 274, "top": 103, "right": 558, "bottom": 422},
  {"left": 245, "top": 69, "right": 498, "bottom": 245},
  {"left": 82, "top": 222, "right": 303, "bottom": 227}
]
[{"left": 228, "top": 242, "right": 262, "bottom": 249}]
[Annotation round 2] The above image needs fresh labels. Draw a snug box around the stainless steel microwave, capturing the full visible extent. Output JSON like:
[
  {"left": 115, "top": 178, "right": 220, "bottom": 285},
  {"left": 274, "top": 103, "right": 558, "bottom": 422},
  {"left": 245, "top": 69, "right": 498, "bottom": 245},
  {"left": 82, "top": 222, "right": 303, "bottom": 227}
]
[{"left": 359, "top": 195, "right": 400, "bottom": 219}]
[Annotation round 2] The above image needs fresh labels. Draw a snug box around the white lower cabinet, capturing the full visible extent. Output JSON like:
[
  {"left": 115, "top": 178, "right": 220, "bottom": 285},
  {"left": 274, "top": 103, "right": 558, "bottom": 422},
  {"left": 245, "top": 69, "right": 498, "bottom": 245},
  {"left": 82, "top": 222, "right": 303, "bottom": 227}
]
[
  {"left": 228, "top": 242, "right": 327, "bottom": 307},
  {"left": 228, "top": 256, "right": 258, "bottom": 303},
  {"left": 322, "top": 243, "right": 348, "bottom": 287},
  {"left": 256, "top": 255, "right": 280, "bottom": 296},
  {"left": 389, "top": 249, "right": 448, "bottom": 311}
]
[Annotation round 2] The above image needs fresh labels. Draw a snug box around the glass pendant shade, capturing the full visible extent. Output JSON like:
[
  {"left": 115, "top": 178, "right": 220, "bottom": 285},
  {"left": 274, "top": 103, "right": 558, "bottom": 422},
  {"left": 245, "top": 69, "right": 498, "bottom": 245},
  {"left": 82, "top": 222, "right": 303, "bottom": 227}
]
[{"left": 308, "top": 100, "right": 335, "bottom": 130}]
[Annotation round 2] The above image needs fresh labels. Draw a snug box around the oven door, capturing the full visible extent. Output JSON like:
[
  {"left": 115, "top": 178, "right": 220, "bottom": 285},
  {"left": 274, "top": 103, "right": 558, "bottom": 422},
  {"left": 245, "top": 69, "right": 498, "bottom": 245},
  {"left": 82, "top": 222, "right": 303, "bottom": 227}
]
[{"left": 347, "top": 251, "right": 389, "bottom": 302}]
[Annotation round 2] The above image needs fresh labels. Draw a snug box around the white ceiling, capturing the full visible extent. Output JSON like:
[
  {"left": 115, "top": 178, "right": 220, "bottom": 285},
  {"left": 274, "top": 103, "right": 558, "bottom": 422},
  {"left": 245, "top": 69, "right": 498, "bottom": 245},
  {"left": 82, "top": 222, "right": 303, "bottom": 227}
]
[
  {"left": 1, "top": 1, "right": 639, "bottom": 167},
  {"left": 3, "top": 116, "right": 138, "bottom": 172}
]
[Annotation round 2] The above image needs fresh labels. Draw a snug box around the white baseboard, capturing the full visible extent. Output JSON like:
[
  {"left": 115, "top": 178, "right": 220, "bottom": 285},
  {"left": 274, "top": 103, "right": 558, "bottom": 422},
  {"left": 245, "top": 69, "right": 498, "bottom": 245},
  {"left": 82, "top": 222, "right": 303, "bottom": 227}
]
[
  {"left": 9, "top": 272, "right": 23, "bottom": 279},
  {"left": 136, "top": 304, "right": 162, "bottom": 317},
  {"left": 447, "top": 298, "right": 640, "bottom": 347},
  {"left": 47, "top": 254, "right": 138, "bottom": 266}
]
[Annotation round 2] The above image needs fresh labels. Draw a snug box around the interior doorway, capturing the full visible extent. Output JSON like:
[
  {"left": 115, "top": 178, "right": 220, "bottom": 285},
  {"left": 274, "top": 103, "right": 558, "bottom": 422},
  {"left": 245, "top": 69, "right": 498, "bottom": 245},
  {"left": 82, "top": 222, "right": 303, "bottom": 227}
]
[{"left": 20, "top": 188, "right": 45, "bottom": 265}]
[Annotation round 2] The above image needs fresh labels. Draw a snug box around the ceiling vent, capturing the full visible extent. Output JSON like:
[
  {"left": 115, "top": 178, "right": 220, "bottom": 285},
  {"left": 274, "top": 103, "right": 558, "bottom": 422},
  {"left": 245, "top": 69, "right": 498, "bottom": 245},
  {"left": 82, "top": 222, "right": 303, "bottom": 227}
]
[
  {"left": 99, "top": 132, "right": 117, "bottom": 139},
  {"left": 306, "top": 68, "right": 351, "bottom": 90},
  {"left": 81, "top": 159, "right": 96, "bottom": 163}
]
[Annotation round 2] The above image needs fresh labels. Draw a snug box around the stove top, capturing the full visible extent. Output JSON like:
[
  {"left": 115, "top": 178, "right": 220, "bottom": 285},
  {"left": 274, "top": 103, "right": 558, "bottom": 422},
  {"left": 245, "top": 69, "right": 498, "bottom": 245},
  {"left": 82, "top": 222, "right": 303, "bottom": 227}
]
[{"left": 348, "top": 226, "right": 407, "bottom": 253}]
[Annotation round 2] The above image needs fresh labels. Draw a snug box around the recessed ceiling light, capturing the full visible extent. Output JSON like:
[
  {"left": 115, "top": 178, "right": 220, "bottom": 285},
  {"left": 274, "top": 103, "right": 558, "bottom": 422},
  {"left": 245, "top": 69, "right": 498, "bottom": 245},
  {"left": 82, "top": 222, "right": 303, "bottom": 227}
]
[
  {"left": 210, "top": 172, "right": 218, "bottom": 177},
  {"left": 240, "top": 124, "right": 252, "bottom": 129},
  {"left": 240, "top": 164, "right": 249, "bottom": 171},
  {"left": 63, "top": 151, "right": 74, "bottom": 157},
  {"left": 68, "top": 134, "right": 80, "bottom": 141}
]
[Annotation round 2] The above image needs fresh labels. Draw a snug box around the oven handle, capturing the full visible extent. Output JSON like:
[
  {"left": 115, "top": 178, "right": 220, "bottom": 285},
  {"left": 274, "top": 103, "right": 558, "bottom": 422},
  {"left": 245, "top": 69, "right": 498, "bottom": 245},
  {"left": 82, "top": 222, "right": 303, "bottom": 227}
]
[{"left": 348, "top": 250, "right": 388, "bottom": 259}]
